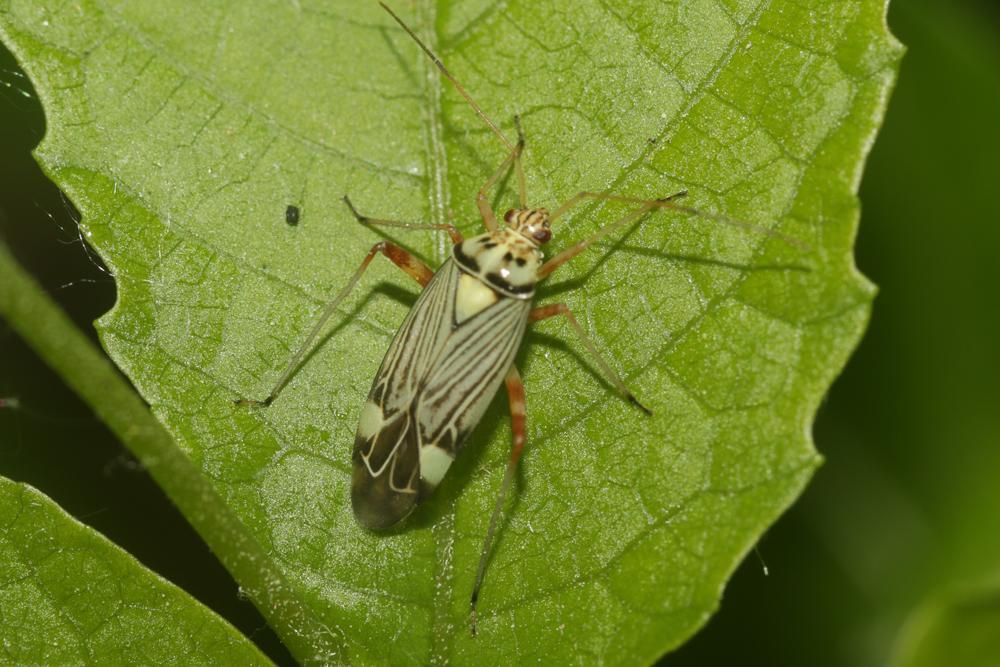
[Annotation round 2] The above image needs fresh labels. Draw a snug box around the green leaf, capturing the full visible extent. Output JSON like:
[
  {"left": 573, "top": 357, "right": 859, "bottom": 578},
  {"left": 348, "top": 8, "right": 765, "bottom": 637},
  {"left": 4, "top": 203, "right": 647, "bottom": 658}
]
[
  {"left": 892, "top": 581, "right": 1000, "bottom": 667},
  {"left": 0, "top": 477, "right": 273, "bottom": 666},
  {"left": 0, "top": 0, "right": 900, "bottom": 663},
  {"left": 0, "top": 236, "right": 351, "bottom": 665}
]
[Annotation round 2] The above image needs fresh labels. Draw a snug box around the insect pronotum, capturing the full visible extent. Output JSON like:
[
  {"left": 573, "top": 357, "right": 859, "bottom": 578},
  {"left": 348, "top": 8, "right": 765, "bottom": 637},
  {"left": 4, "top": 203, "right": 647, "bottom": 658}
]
[{"left": 240, "top": 1, "right": 804, "bottom": 636}]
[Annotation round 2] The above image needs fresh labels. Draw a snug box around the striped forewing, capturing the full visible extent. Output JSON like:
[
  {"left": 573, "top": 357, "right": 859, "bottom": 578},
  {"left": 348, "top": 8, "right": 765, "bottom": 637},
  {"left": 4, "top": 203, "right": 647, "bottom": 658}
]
[
  {"left": 368, "top": 258, "right": 457, "bottom": 412},
  {"left": 417, "top": 290, "right": 530, "bottom": 450},
  {"left": 353, "top": 259, "right": 530, "bottom": 508}
]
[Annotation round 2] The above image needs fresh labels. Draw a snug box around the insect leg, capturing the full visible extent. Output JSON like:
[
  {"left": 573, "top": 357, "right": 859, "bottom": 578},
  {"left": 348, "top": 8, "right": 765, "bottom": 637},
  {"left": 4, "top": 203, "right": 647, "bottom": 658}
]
[
  {"left": 476, "top": 119, "right": 526, "bottom": 232},
  {"left": 343, "top": 195, "right": 463, "bottom": 244},
  {"left": 529, "top": 303, "right": 651, "bottom": 414},
  {"left": 470, "top": 364, "right": 527, "bottom": 636},
  {"left": 236, "top": 241, "right": 433, "bottom": 407}
]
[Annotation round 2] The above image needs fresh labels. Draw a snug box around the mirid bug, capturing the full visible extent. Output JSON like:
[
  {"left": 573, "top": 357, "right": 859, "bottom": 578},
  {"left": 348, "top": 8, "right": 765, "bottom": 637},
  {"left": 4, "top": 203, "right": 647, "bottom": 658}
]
[{"left": 240, "top": 1, "right": 804, "bottom": 635}]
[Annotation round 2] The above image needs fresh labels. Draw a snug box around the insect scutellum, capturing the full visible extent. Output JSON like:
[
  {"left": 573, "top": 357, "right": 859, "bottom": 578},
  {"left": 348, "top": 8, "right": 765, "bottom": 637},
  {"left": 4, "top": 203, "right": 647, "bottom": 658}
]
[{"left": 238, "top": 0, "right": 808, "bottom": 640}]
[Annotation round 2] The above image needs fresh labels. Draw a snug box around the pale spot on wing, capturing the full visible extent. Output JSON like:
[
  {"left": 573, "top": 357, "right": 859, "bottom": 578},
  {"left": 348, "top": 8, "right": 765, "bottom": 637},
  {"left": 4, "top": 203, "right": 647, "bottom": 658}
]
[
  {"left": 357, "top": 400, "right": 384, "bottom": 439},
  {"left": 419, "top": 445, "right": 454, "bottom": 487},
  {"left": 455, "top": 273, "right": 499, "bottom": 324}
]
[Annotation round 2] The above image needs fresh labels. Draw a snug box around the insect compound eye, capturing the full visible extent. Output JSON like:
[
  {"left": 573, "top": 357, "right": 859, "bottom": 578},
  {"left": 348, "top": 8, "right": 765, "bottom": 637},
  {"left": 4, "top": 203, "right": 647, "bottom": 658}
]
[
  {"left": 504, "top": 209, "right": 517, "bottom": 224},
  {"left": 533, "top": 228, "right": 552, "bottom": 244}
]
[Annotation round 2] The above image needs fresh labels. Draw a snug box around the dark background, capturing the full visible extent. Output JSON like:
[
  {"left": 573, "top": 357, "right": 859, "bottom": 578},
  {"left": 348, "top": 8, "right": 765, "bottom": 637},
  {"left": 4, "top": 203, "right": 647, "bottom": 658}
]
[{"left": 2, "top": 0, "right": 998, "bottom": 665}]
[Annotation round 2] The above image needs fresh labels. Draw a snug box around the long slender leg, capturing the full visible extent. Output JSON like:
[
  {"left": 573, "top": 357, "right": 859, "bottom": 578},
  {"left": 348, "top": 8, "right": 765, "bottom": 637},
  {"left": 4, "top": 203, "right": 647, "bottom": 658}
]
[
  {"left": 470, "top": 364, "right": 527, "bottom": 636},
  {"left": 476, "top": 121, "right": 526, "bottom": 232},
  {"left": 236, "top": 241, "right": 433, "bottom": 407},
  {"left": 343, "top": 195, "right": 463, "bottom": 244},
  {"left": 529, "top": 304, "right": 651, "bottom": 415}
]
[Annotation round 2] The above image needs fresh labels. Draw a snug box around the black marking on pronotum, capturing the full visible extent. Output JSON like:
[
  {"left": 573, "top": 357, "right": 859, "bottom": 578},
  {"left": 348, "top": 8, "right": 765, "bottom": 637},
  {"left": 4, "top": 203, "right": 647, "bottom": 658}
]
[
  {"left": 485, "top": 272, "right": 534, "bottom": 296},
  {"left": 453, "top": 242, "right": 480, "bottom": 273}
]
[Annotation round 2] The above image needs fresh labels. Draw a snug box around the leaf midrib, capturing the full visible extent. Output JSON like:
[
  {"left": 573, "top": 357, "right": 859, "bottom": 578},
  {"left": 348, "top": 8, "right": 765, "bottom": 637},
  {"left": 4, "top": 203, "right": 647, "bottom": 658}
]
[{"left": 409, "top": 4, "right": 466, "bottom": 662}]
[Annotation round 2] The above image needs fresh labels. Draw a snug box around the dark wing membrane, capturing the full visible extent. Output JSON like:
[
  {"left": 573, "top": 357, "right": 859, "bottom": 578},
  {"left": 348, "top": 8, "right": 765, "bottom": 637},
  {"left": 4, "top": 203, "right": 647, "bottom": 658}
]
[
  {"left": 351, "top": 260, "right": 460, "bottom": 529},
  {"left": 351, "top": 408, "right": 419, "bottom": 530},
  {"left": 416, "top": 290, "right": 531, "bottom": 455}
]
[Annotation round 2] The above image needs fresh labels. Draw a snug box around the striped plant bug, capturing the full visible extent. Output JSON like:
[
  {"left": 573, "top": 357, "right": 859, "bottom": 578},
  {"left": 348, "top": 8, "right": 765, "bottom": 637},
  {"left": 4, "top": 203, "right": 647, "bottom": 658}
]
[{"left": 239, "top": 1, "right": 804, "bottom": 636}]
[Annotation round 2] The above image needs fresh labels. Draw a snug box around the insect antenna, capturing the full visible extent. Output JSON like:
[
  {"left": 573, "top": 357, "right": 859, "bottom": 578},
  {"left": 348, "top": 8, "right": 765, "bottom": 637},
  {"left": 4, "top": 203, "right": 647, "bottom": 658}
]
[
  {"left": 380, "top": 2, "right": 512, "bottom": 150},
  {"left": 666, "top": 201, "right": 810, "bottom": 251},
  {"left": 380, "top": 2, "right": 527, "bottom": 206},
  {"left": 548, "top": 191, "right": 810, "bottom": 252}
]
